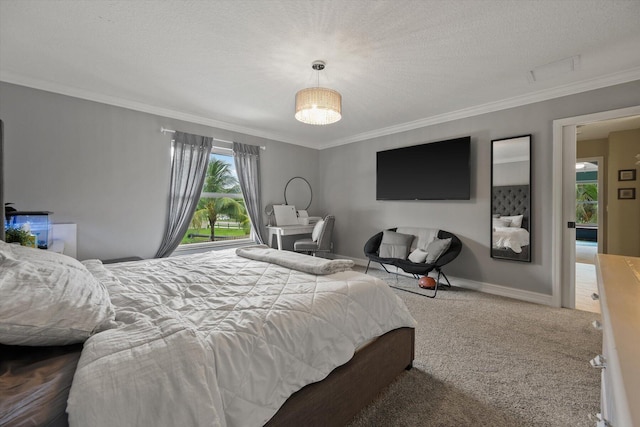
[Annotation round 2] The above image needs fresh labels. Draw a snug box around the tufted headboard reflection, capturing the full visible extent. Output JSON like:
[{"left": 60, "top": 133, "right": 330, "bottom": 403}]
[{"left": 492, "top": 185, "right": 530, "bottom": 230}]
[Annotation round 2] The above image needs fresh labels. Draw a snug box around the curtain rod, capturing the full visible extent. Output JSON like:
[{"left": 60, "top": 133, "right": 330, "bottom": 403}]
[{"left": 160, "top": 127, "right": 266, "bottom": 150}]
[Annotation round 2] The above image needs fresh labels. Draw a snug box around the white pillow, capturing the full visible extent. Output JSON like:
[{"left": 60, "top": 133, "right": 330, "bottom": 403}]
[
  {"left": 408, "top": 248, "right": 428, "bottom": 263},
  {"left": 0, "top": 241, "right": 115, "bottom": 346},
  {"left": 492, "top": 218, "right": 512, "bottom": 228},
  {"left": 311, "top": 220, "right": 325, "bottom": 242},
  {"left": 500, "top": 215, "right": 524, "bottom": 228}
]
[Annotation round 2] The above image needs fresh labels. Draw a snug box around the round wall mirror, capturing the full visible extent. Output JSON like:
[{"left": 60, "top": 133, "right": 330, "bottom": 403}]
[
  {"left": 284, "top": 177, "right": 312, "bottom": 210},
  {"left": 264, "top": 203, "right": 274, "bottom": 226}
]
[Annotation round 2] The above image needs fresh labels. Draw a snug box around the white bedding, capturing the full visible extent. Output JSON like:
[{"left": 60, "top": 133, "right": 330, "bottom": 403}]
[
  {"left": 67, "top": 249, "right": 416, "bottom": 427},
  {"left": 492, "top": 226, "right": 529, "bottom": 253}
]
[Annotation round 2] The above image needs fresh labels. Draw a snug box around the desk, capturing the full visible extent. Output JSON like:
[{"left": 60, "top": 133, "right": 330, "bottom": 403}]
[{"left": 267, "top": 225, "right": 315, "bottom": 250}]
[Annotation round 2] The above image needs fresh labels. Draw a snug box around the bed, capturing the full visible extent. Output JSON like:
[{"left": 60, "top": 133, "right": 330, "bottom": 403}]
[
  {"left": 0, "top": 242, "right": 416, "bottom": 427},
  {"left": 492, "top": 225, "right": 529, "bottom": 253}
]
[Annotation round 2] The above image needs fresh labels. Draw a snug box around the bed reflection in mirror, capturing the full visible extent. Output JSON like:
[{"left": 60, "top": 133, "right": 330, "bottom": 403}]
[{"left": 491, "top": 135, "right": 531, "bottom": 262}]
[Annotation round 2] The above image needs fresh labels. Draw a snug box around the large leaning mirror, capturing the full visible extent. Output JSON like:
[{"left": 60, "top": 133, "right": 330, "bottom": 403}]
[
  {"left": 491, "top": 135, "right": 531, "bottom": 262},
  {"left": 284, "top": 176, "right": 312, "bottom": 211}
]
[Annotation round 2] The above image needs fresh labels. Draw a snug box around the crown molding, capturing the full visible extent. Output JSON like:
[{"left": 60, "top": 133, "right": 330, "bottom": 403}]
[
  {"left": 0, "top": 71, "right": 316, "bottom": 147},
  {"left": 319, "top": 67, "right": 640, "bottom": 150},
  {"left": 2, "top": 67, "right": 639, "bottom": 152}
]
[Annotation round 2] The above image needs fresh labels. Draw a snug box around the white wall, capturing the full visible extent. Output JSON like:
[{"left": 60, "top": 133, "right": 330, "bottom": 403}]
[
  {"left": 318, "top": 80, "right": 640, "bottom": 296},
  {"left": 0, "top": 82, "right": 318, "bottom": 260}
]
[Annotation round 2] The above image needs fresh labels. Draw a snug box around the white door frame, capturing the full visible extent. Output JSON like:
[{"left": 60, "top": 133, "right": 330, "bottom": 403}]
[{"left": 551, "top": 105, "right": 640, "bottom": 308}]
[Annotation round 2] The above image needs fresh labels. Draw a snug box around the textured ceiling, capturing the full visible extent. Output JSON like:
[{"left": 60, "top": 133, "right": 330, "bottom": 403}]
[{"left": 1, "top": 0, "right": 640, "bottom": 149}]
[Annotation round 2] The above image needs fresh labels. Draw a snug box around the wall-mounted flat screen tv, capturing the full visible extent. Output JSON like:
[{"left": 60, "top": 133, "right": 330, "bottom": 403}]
[{"left": 376, "top": 136, "right": 471, "bottom": 200}]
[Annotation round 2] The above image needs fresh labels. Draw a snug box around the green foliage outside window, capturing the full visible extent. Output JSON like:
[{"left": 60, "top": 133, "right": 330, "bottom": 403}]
[
  {"left": 181, "top": 156, "right": 251, "bottom": 244},
  {"left": 576, "top": 183, "right": 598, "bottom": 225}
]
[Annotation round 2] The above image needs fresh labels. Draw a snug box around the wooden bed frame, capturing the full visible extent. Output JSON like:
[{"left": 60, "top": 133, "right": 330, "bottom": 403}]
[
  {"left": 2, "top": 327, "right": 414, "bottom": 426},
  {"left": 266, "top": 327, "right": 415, "bottom": 426}
]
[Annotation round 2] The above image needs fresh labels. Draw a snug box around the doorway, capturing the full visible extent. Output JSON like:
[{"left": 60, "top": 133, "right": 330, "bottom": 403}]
[
  {"left": 551, "top": 105, "right": 640, "bottom": 309},
  {"left": 574, "top": 158, "right": 601, "bottom": 313}
]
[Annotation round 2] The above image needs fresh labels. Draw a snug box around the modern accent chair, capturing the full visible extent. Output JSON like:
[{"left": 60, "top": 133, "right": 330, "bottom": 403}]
[
  {"left": 293, "top": 215, "right": 335, "bottom": 256},
  {"left": 364, "top": 228, "right": 462, "bottom": 298}
]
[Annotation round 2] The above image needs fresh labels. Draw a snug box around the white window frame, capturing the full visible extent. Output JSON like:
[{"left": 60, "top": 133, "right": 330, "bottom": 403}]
[{"left": 174, "top": 147, "right": 252, "bottom": 253}]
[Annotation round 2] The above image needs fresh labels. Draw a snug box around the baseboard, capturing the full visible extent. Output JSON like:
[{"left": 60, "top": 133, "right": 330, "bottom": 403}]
[
  {"left": 339, "top": 255, "right": 554, "bottom": 306},
  {"left": 444, "top": 276, "right": 553, "bottom": 306}
]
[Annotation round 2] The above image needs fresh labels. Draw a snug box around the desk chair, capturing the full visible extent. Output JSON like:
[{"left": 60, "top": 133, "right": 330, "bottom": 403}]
[{"left": 293, "top": 215, "right": 335, "bottom": 256}]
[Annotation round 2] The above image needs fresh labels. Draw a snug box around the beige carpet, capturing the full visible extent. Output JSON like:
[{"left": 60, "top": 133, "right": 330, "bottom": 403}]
[{"left": 349, "top": 268, "right": 602, "bottom": 427}]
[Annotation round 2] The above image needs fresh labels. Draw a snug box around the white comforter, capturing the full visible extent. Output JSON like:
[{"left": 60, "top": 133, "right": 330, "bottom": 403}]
[
  {"left": 492, "top": 226, "right": 530, "bottom": 253},
  {"left": 67, "top": 249, "right": 416, "bottom": 427}
]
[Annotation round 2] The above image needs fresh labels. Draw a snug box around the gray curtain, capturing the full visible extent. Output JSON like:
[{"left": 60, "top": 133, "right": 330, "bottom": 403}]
[
  {"left": 155, "top": 131, "right": 212, "bottom": 257},
  {"left": 233, "top": 142, "right": 265, "bottom": 244}
]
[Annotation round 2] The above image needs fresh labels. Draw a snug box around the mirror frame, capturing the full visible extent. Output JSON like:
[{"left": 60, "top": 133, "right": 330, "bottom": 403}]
[
  {"left": 490, "top": 134, "right": 532, "bottom": 262},
  {"left": 284, "top": 176, "right": 312, "bottom": 211}
]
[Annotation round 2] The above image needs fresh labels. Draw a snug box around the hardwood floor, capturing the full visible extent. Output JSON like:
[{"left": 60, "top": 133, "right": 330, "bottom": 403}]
[{"left": 575, "top": 241, "right": 600, "bottom": 314}]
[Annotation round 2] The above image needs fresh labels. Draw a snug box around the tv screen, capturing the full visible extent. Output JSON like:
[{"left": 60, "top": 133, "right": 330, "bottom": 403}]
[{"left": 376, "top": 136, "right": 471, "bottom": 200}]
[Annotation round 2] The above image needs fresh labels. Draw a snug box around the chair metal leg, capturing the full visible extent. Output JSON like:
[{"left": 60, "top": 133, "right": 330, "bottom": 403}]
[
  {"left": 425, "top": 271, "right": 441, "bottom": 298},
  {"left": 438, "top": 269, "right": 452, "bottom": 288},
  {"left": 379, "top": 263, "right": 392, "bottom": 274},
  {"left": 423, "top": 269, "right": 451, "bottom": 298},
  {"left": 390, "top": 269, "right": 450, "bottom": 299},
  {"left": 368, "top": 262, "right": 450, "bottom": 299}
]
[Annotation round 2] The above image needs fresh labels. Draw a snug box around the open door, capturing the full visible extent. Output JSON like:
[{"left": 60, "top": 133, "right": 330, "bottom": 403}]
[
  {"left": 561, "top": 125, "right": 577, "bottom": 308},
  {"left": 552, "top": 105, "right": 640, "bottom": 308}
]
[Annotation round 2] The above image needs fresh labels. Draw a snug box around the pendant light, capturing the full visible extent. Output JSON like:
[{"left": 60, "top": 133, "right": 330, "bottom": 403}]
[{"left": 295, "top": 61, "right": 342, "bottom": 125}]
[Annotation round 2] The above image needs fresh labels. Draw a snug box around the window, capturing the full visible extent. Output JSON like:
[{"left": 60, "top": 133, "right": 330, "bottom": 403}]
[
  {"left": 180, "top": 150, "right": 251, "bottom": 246},
  {"left": 576, "top": 161, "right": 599, "bottom": 227}
]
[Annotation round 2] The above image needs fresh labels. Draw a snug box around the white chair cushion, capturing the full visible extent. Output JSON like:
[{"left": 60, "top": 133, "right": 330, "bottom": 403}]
[
  {"left": 396, "top": 227, "right": 438, "bottom": 251},
  {"left": 311, "top": 220, "right": 324, "bottom": 242},
  {"left": 407, "top": 248, "right": 428, "bottom": 263}
]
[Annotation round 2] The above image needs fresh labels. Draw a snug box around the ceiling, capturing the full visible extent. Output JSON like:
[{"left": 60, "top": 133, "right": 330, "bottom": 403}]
[
  {"left": 577, "top": 115, "right": 640, "bottom": 141},
  {"left": 1, "top": 1, "right": 640, "bottom": 150}
]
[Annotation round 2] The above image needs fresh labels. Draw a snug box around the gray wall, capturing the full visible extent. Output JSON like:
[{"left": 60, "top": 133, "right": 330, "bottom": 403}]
[
  {"left": 0, "top": 82, "right": 318, "bottom": 260},
  {"left": 2, "top": 79, "right": 639, "bottom": 295},
  {"left": 607, "top": 128, "right": 640, "bottom": 256},
  {"left": 318, "top": 80, "right": 640, "bottom": 295},
  {"left": 493, "top": 161, "right": 529, "bottom": 186}
]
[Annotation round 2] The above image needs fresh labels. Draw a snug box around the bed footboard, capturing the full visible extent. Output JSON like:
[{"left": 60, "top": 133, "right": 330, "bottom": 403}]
[{"left": 265, "top": 327, "right": 415, "bottom": 427}]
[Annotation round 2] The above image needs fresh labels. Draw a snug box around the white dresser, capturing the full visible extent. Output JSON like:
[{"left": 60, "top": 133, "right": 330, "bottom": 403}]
[{"left": 593, "top": 254, "right": 640, "bottom": 427}]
